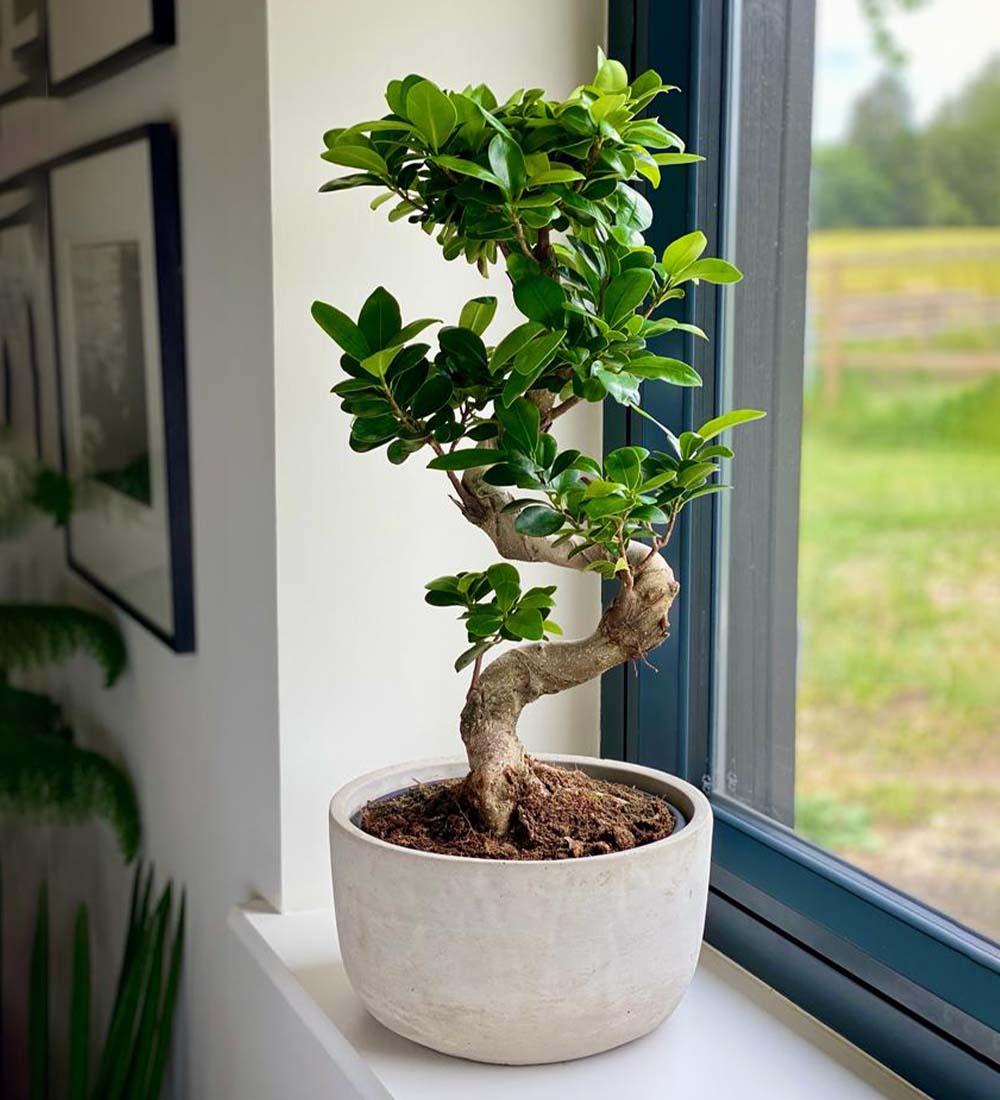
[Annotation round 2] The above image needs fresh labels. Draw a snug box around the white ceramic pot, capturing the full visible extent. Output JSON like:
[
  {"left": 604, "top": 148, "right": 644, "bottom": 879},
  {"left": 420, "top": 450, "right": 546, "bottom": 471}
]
[{"left": 328, "top": 753, "right": 712, "bottom": 1065}]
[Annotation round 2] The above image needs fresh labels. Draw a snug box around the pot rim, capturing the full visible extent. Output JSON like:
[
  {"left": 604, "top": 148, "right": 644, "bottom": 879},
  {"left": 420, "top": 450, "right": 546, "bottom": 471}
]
[{"left": 329, "top": 753, "right": 711, "bottom": 867}]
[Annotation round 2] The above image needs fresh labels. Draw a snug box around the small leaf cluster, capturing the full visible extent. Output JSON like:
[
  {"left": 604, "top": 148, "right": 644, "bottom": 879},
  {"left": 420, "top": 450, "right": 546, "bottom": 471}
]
[
  {"left": 425, "top": 562, "right": 561, "bottom": 671},
  {"left": 431, "top": 399, "right": 765, "bottom": 573}
]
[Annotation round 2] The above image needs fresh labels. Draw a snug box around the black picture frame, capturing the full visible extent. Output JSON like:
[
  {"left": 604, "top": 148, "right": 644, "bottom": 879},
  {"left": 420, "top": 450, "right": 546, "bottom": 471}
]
[
  {"left": 45, "top": 123, "right": 195, "bottom": 653},
  {"left": 45, "top": 0, "right": 174, "bottom": 97}
]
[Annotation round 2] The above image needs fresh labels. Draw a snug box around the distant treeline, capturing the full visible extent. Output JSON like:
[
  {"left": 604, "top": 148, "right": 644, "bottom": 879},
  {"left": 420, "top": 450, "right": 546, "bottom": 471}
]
[{"left": 812, "top": 56, "right": 1000, "bottom": 229}]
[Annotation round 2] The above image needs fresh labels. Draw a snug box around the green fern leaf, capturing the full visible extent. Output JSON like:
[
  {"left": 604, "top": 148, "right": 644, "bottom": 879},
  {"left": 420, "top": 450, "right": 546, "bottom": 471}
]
[
  {"left": 0, "top": 726, "right": 141, "bottom": 861},
  {"left": 0, "top": 605, "right": 126, "bottom": 686}
]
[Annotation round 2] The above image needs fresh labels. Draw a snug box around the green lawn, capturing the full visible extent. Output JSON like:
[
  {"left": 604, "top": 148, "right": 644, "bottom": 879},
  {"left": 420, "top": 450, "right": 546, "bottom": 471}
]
[{"left": 795, "top": 368, "right": 1000, "bottom": 941}]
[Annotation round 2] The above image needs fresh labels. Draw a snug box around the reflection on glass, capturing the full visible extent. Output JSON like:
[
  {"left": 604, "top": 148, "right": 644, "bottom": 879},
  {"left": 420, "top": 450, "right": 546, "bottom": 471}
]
[{"left": 797, "top": 0, "right": 1000, "bottom": 941}]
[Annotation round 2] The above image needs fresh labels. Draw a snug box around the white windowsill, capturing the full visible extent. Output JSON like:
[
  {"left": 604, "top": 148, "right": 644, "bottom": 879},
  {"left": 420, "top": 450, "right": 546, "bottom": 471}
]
[{"left": 229, "top": 901, "right": 927, "bottom": 1100}]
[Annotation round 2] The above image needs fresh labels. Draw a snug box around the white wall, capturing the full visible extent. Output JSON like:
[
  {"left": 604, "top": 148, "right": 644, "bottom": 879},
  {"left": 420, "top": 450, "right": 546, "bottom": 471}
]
[
  {"left": 268, "top": 0, "right": 608, "bottom": 911},
  {"left": 0, "top": 2, "right": 286, "bottom": 1095},
  {"left": 2, "top": 0, "right": 609, "bottom": 1093}
]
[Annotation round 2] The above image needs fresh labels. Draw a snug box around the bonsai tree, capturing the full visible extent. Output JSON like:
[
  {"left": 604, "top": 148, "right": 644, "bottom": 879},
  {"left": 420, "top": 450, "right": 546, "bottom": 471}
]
[{"left": 313, "top": 52, "right": 763, "bottom": 838}]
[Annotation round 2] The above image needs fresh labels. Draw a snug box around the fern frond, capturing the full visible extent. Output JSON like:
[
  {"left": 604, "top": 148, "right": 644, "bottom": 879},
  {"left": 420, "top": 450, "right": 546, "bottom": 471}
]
[
  {"left": 0, "top": 726, "right": 141, "bottom": 861},
  {"left": 0, "top": 681, "right": 69, "bottom": 739},
  {"left": 0, "top": 605, "right": 126, "bottom": 686}
]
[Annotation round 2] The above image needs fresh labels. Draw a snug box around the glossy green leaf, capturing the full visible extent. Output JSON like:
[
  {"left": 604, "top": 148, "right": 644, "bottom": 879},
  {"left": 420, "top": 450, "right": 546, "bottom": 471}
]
[
  {"left": 311, "top": 301, "right": 370, "bottom": 360},
  {"left": 529, "top": 167, "right": 586, "bottom": 184},
  {"left": 360, "top": 345, "right": 404, "bottom": 379},
  {"left": 459, "top": 296, "right": 497, "bottom": 335},
  {"left": 696, "top": 408, "right": 766, "bottom": 441},
  {"left": 455, "top": 640, "right": 493, "bottom": 672},
  {"left": 513, "top": 275, "right": 564, "bottom": 326},
  {"left": 390, "top": 317, "right": 441, "bottom": 346},
  {"left": 427, "top": 449, "right": 500, "bottom": 471},
  {"left": 662, "top": 230, "right": 707, "bottom": 276},
  {"left": 489, "top": 321, "right": 544, "bottom": 373},
  {"left": 628, "top": 355, "right": 702, "bottom": 386},
  {"left": 432, "top": 155, "right": 503, "bottom": 187},
  {"left": 513, "top": 329, "right": 565, "bottom": 375},
  {"left": 506, "top": 607, "right": 545, "bottom": 640},
  {"left": 496, "top": 398, "right": 540, "bottom": 454},
  {"left": 410, "top": 375, "right": 454, "bottom": 417},
  {"left": 514, "top": 505, "right": 564, "bottom": 537},
  {"left": 320, "top": 145, "right": 387, "bottom": 175},
  {"left": 319, "top": 173, "right": 382, "bottom": 193},
  {"left": 677, "top": 258, "right": 743, "bottom": 284},
  {"left": 604, "top": 269, "right": 654, "bottom": 328},
  {"left": 405, "top": 80, "right": 457, "bottom": 150},
  {"left": 488, "top": 133, "right": 527, "bottom": 197},
  {"left": 357, "top": 287, "right": 401, "bottom": 351}
]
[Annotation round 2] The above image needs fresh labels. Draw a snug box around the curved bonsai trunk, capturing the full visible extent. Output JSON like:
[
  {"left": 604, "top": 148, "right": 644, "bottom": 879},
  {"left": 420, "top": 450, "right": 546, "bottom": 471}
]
[{"left": 457, "top": 468, "right": 680, "bottom": 834}]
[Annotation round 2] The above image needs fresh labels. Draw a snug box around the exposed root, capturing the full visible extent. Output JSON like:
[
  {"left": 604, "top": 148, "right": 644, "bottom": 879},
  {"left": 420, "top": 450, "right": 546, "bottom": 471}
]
[{"left": 358, "top": 758, "right": 676, "bottom": 860}]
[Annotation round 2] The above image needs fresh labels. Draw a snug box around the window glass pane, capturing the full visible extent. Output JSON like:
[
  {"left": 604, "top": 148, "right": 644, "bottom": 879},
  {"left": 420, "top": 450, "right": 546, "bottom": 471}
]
[{"left": 716, "top": 0, "right": 1000, "bottom": 945}]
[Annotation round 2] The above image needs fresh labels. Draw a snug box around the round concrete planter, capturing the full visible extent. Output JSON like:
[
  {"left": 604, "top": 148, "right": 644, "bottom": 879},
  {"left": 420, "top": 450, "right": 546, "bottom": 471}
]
[{"left": 328, "top": 754, "right": 712, "bottom": 1065}]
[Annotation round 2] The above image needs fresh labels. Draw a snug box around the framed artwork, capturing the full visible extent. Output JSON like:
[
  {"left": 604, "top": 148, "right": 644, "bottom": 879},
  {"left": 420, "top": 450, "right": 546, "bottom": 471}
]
[
  {"left": 0, "top": 189, "right": 52, "bottom": 464},
  {"left": 49, "top": 125, "right": 194, "bottom": 652},
  {"left": 0, "top": 0, "right": 43, "bottom": 104},
  {"left": 46, "top": 0, "right": 174, "bottom": 95}
]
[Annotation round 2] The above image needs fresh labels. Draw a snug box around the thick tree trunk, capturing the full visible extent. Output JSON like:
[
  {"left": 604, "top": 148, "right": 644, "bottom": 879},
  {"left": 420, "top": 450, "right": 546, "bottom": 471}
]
[{"left": 457, "top": 468, "right": 680, "bottom": 834}]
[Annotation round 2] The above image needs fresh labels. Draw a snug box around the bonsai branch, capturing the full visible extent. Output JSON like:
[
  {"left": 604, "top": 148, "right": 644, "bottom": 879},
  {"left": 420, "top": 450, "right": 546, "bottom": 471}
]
[{"left": 455, "top": 466, "right": 679, "bottom": 834}]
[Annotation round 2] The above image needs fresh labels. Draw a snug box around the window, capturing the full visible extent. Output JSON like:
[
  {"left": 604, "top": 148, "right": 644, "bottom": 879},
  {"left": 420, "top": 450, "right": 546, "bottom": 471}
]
[{"left": 606, "top": 2, "right": 1000, "bottom": 1095}]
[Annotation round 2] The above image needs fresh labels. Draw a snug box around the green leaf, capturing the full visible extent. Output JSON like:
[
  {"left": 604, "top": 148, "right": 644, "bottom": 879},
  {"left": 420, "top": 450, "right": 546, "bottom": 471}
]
[
  {"left": 30, "top": 882, "right": 48, "bottom": 1100},
  {"left": 497, "top": 398, "right": 540, "bottom": 454},
  {"left": 605, "top": 445, "right": 648, "bottom": 490},
  {"left": 357, "top": 287, "right": 401, "bottom": 351},
  {"left": 432, "top": 155, "right": 503, "bottom": 187},
  {"left": 142, "top": 892, "right": 184, "bottom": 1100},
  {"left": 514, "top": 505, "right": 564, "bottom": 537},
  {"left": 319, "top": 173, "right": 382, "bottom": 193},
  {"left": 652, "top": 152, "right": 705, "bottom": 166},
  {"left": 696, "top": 408, "right": 765, "bottom": 441},
  {"left": 455, "top": 640, "right": 493, "bottom": 672},
  {"left": 390, "top": 317, "right": 441, "bottom": 345},
  {"left": 405, "top": 80, "right": 457, "bottom": 150},
  {"left": 488, "top": 133, "right": 527, "bottom": 197},
  {"left": 513, "top": 329, "right": 565, "bottom": 376},
  {"left": 487, "top": 562, "right": 521, "bottom": 611},
  {"left": 677, "top": 258, "right": 743, "bottom": 284},
  {"left": 662, "top": 230, "right": 707, "bottom": 276},
  {"left": 311, "top": 301, "right": 370, "bottom": 360},
  {"left": 595, "top": 51, "right": 629, "bottom": 93},
  {"left": 628, "top": 355, "right": 702, "bottom": 386},
  {"left": 467, "top": 609, "right": 504, "bottom": 638},
  {"left": 676, "top": 461, "right": 717, "bottom": 487},
  {"left": 489, "top": 321, "right": 544, "bottom": 373},
  {"left": 684, "top": 483, "right": 730, "bottom": 502},
  {"left": 459, "top": 296, "right": 497, "bottom": 335},
  {"left": 604, "top": 269, "right": 654, "bottom": 328},
  {"left": 69, "top": 905, "right": 90, "bottom": 1100},
  {"left": 320, "top": 145, "right": 388, "bottom": 175},
  {"left": 543, "top": 619, "right": 564, "bottom": 636},
  {"left": 513, "top": 275, "right": 564, "bottom": 327},
  {"left": 506, "top": 607, "right": 545, "bottom": 640},
  {"left": 529, "top": 166, "right": 585, "bottom": 184},
  {"left": 584, "top": 495, "right": 632, "bottom": 519},
  {"left": 410, "top": 375, "right": 453, "bottom": 418},
  {"left": 427, "top": 449, "right": 500, "bottom": 471},
  {"left": 360, "top": 345, "right": 403, "bottom": 379}
]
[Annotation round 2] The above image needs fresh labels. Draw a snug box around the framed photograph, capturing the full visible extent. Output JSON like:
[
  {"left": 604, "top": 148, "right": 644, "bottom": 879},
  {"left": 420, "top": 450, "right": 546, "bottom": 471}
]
[
  {"left": 49, "top": 125, "right": 194, "bottom": 652},
  {"left": 0, "top": 0, "right": 43, "bottom": 104},
  {"left": 46, "top": 0, "right": 174, "bottom": 95},
  {"left": 0, "top": 186, "right": 54, "bottom": 464}
]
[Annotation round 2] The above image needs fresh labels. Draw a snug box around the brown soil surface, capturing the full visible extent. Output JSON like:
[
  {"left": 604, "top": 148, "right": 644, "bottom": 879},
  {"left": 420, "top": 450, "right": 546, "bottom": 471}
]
[{"left": 357, "top": 759, "right": 676, "bottom": 859}]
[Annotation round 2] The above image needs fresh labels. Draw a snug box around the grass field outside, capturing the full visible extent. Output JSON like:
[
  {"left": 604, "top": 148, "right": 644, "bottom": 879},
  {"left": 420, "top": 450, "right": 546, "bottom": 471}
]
[{"left": 794, "top": 227, "right": 1000, "bottom": 942}]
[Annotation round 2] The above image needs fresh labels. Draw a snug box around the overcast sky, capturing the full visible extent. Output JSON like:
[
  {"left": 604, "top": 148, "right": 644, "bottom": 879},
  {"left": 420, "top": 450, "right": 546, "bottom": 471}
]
[{"left": 813, "top": 0, "right": 1000, "bottom": 143}]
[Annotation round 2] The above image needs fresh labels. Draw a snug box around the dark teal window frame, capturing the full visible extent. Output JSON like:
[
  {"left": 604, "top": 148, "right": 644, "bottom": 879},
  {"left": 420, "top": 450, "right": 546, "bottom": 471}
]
[{"left": 604, "top": 4, "right": 1000, "bottom": 1097}]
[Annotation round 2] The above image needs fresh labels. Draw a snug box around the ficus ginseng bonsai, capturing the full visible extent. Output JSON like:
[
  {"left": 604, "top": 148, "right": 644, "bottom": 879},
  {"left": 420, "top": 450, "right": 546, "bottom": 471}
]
[{"left": 312, "top": 52, "right": 763, "bottom": 841}]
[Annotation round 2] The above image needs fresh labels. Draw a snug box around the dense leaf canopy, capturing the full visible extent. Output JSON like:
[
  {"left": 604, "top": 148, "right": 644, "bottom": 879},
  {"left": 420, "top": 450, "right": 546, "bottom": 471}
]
[{"left": 313, "top": 53, "right": 763, "bottom": 671}]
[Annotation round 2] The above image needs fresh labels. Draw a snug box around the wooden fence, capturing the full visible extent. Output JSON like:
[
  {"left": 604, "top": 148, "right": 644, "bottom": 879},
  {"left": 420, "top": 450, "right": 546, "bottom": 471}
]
[{"left": 810, "top": 245, "right": 1000, "bottom": 404}]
